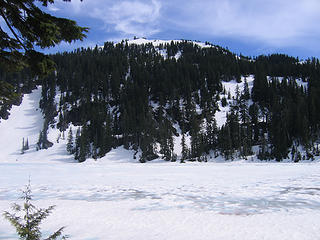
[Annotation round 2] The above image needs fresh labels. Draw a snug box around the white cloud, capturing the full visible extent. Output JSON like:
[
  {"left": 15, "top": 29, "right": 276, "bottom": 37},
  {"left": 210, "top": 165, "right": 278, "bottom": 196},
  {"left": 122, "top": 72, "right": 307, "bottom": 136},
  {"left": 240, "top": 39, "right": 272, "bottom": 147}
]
[
  {"left": 163, "top": 0, "right": 320, "bottom": 47},
  {"left": 48, "top": 0, "right": 320, "bottom": 54},
  {"left": 105, "top": 0, "right": 161, "bottom": 36},
  {"left": 48, "top": 5, "right": 60, "bottom": 12},
  {"left": 53, "top": 0, "right": 161, "bottom": 37}
]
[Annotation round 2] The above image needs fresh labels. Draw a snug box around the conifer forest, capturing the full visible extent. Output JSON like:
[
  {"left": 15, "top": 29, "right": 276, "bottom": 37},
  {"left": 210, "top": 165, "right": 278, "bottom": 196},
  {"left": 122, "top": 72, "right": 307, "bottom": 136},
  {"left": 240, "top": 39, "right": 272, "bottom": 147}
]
[{"left": 2, "top": 40, "right": 320, "bottom": 163}]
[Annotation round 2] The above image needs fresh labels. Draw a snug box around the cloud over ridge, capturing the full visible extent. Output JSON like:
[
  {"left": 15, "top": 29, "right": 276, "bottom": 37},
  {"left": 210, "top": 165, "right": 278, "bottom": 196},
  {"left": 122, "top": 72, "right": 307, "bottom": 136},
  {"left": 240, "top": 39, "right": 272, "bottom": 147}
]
[{"left": 47, "top": 0, "right": 320, "bottom": 57}]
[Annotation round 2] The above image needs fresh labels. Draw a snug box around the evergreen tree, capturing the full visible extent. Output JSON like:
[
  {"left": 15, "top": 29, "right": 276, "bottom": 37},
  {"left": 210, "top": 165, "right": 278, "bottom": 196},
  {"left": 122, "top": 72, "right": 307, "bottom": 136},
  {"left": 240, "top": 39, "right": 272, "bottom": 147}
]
[
  {"left": 21, "top": 138, "right": 25, "bottom": 154},
  {"left": 78, "top": 125, "right": 90, "bottom": 163},
  {"left": 242, "top": 77, "right": 250, "bottom": 100},
  {"left": 252, "top": 70, "right": 268, "bottom": 104},
  {"left": 74, "top": 128, "right": 81, "bottom": 160},
  {"left": 66, "top": 128, "right": 74, "bottom": 154},
  {"left": 92, "top": 131, "right": 98, "bottom": 160},
  {"left": 221, "top": 97, "right": 228, "bottom": 107},
  {"left": 159, "top": 119, "right": 174, "bottom": 161},
  {"left": 180, "top": 132, "right": 188, "bottom": 162},
  {"left": 25, "top": 138, "right": 29, "bottom": 150},
  {"left": 3, "top": 182, "right": 67, "bottom": 240},
  {"left": 15, "top": 37, "right": 320, "bottom": 163},
  {"left": 36, "top": 131, "right": 43, "bottom": 151},
  {"left": 0, "top": 0, "right": 88, "bottom": 75},
  {"left": 218, "top": 125, "right": 233, "bottom": 160},
  {"left": 205, "top": 113, "right": 218, "bottom": 152},
  {"left": 258, "top": 132, "right": 269, "bottom": 160},
  {"left": 235, "top": 84, "right": 240, "bottom": 102},
  {"left": 270, "top": 102, "right": 290, "bottom": 161},
  {"left": 36, "top": 129, "right": 52, "bottom": 150}
]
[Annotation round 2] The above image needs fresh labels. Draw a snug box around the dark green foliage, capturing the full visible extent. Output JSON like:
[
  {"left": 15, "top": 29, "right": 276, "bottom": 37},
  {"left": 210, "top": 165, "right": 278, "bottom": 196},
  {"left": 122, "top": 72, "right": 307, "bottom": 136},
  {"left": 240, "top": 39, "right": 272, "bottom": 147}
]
[
  {"left": 74, "top": 128, "right": 81, "bottom": 160},
  {"left": 252, "top": 70, "right": 268, "bottom": 104},
  {"left": 3, "top": 3, "right": 320, "bottom": 163},
  {"left": 47, "top": 40, "right": 236, "bottom": 161},
  {"left": 3, "top": 182, "right": 67, "bottom": 240},
  {"left": 242, "top": 78, "right": 250, "bottom": 100},
  {"left": 0, "top": 0, "right": 88, "bottom": 76},
  {"left": 18, "top": 40, "right": 320, "bottom": 162},
  {"left": 25, "top": 138, "right": 29, "bottom": 150},
  {"left": 221, "top": 97, "right": 228, "bottom": 107},
  {"left": 180, "top": 132, "right": 188, "bottom": 162},
  {"left": 78, "top": 124, "right": 90, "bottom": 162},
  {"left": 0, "top": 0, "right": 87, "bottom": 121},
  {"left": 21, "top": 137, "right": 29, "bottom": 154},
  {"left": 66, "top": 128, "right": 74, "bottom": 154},
  {"left": 0, "top": 80, "right": 22, "bottom": 119},
  {"left": 37, "top": 124, "right": 53, "bottom": 150}
]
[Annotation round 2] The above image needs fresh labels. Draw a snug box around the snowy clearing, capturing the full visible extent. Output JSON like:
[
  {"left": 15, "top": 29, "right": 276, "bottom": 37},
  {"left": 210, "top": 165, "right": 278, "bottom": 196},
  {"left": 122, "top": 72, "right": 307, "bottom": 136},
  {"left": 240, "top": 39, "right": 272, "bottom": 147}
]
[
  {"left": 1, "top": 88, "right": 320, "bottom": 240},
  {"left": 215, "top": 75, "right": 254, "bottom": 128}
]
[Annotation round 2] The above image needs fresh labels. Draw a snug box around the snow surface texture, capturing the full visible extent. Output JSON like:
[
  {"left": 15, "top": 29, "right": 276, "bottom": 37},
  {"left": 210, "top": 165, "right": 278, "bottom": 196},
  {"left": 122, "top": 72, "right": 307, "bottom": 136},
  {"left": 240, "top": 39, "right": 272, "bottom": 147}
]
[{"left": 1, "top": 88, "right": 320, "bottom": 240}]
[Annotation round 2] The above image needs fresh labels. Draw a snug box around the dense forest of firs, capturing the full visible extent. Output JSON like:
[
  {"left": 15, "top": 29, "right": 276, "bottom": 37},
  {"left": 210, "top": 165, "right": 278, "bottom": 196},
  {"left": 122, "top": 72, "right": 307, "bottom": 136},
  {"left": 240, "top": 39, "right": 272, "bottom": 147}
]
[{"left": 2, "top": 40, "right": 320, "bottom": 162}]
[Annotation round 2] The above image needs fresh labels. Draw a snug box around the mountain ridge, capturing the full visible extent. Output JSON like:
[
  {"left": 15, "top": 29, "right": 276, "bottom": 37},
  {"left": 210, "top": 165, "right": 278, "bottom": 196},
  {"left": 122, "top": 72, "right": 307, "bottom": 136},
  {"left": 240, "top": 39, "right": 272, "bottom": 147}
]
[{"left": 1, "top": 38, "right": 320, "bottom": 163}]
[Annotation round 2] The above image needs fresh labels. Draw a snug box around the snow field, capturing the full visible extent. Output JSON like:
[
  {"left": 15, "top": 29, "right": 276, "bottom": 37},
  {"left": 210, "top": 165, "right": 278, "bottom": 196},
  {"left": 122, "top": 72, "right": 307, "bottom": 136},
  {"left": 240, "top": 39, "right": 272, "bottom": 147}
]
[{"left": 1, "top": 160, "right": 320, "bottom": 240}]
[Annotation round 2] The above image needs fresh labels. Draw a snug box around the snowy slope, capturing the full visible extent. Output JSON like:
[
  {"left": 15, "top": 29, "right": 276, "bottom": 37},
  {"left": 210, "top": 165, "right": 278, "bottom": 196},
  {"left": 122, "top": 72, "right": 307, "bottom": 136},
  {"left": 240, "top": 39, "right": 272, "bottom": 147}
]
[
  {"left": 0, "top": 87, "right": 75, "bottom": 164},
  {"left": 125, "top": 38, "right": 213, "bottom": 60},
  {"left": 1, "top": 88, "right": 320, "bottom": 239},
  {"left": 126, "top": 38, "right": 213, "bottom": 49},
  {"left": 0, "top": 87, "right": 44, "bottom": 159},
  {"left": 215, "top": 75, "right": 254, "bottom": 128}
]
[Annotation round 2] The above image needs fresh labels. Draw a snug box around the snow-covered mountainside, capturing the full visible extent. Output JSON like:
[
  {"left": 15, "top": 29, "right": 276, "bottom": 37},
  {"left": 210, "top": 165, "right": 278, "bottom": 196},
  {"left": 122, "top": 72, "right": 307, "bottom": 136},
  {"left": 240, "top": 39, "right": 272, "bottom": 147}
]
[
  {"left": 2, "top": 38, "right": 320, "bottom": 164},
  {"left": 1, "top": 38, "right": 320, "bottom": 238},
  {"left": 1, "top": 88, "right": 320, "bottom": 239}
]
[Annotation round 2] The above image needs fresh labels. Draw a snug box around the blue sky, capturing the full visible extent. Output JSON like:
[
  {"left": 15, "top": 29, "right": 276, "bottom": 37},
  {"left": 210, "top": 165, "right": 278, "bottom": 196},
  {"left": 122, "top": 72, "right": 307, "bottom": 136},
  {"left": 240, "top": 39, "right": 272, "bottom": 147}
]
[{"left": 43, "top": 0, "right": 320, "bottom": 59}]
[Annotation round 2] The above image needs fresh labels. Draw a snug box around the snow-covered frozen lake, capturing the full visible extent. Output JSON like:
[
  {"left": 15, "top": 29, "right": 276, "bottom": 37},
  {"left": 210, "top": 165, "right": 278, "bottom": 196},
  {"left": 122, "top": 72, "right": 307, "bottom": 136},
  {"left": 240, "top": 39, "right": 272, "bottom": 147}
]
[{"left": 1, "top": 88, "right": 320, "bottom": 239}]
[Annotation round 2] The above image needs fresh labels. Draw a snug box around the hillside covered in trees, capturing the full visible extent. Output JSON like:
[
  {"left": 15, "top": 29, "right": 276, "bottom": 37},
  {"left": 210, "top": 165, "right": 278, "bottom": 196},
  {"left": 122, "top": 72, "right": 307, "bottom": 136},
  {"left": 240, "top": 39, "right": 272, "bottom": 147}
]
[{"left": 2, "top": 39, "right": 320, "bottom": 163}]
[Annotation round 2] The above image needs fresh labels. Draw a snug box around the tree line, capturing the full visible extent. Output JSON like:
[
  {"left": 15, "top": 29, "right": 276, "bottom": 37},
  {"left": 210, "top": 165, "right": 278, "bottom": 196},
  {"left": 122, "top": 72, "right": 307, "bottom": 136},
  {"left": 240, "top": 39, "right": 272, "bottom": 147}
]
[{"left": 3, "top": 40, "right": 320, "bottom": 162}]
